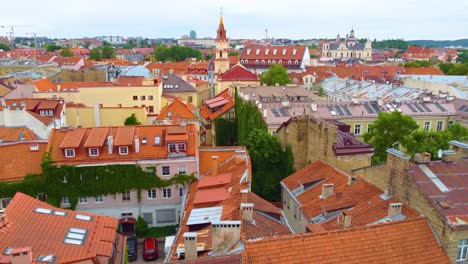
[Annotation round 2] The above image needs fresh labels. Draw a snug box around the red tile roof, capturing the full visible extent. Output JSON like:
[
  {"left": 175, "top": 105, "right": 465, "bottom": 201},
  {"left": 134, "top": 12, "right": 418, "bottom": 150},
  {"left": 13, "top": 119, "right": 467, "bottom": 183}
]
[
  {"left": 157, "top": 97, "right": 198, "bottom": 120},
  {"left": 404, "top": 67, "right": 444, "bottom": 75},
  {"left": 0, "top": 126, "right": 39, "bottom": 142},
  {"left": 59, "top": 128, "right": 86, "bottom": 148},
  {"left": 31, "top": 78, "right": 57, "bottom": 92},
  {"left": 0, "top": 192, "right": 124, "bottom": 263},
  {"left": 52, "top": 56, "right": 83, "bottom": 66},
  {"left": 200, "top": 89, "right": 235, "bottom": 120},
  {"left": 117, "top": 76, "right": 145, "bottom": 86},
  {"left": 0, "top": 141, "right": 47, "bottom": 182},
  {"left": 242, "top": 217, "right": 450, "bottom": 264},
  {"left": 83, "top": 127, "right": 109, "bottom": 148},
  {"left": 219, "top": 65, "right": 258, "bottom": 82},
  {"left": 114, "top": 126, "right": 135, "bottom": 146},
  {"left": 146, "top": 62, "right": 190, "bottom": 75}
]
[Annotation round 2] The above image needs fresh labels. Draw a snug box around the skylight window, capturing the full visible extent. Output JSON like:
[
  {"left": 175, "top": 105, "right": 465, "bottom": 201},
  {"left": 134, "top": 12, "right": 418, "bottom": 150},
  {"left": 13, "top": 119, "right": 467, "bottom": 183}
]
[
  {"left": 69, "top": 227, "right": 87, "bottom": 234},
  {"left": 37, "top": 255, "right": 56, "bottom": 263},
  {"left": 34, "top": 207, "right": 52, "bottom": 214},
  {"left": 53, "top": 210, "right": 67, "bottom": 216},
  {"left": 75, "top": 214, "right": 92, "bottom": 221},
  {"left": 64, "top": 227, "right": 88, "bottom": 246}
]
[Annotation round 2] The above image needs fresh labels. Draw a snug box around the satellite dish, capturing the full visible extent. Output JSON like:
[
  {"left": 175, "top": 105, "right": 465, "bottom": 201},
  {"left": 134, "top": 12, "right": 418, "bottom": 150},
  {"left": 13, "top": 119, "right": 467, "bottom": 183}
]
[{"left": 437, "top": 149, "right": 443, "bottom": 158}]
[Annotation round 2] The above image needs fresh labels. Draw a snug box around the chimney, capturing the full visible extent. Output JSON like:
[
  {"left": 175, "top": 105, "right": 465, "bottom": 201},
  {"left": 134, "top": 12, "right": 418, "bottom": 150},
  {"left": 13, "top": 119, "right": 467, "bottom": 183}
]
[
  {"left": 134, "top": 136, "right": 140, "bottom": 153},
  {"left": 10, "top": 247, "right": 33, "bottom": 264},
  {"left": 388, "top": 202, "right": 403, "bottom": 218},
  {"left": 347, "top": 175, "right": 357, "bottom": 185},
  {"left": 0, "top": 98, "right": 6, "bottom": 108},
  {"left": 241, "top": 203, "right": 254, "bottom": 222},
  {"left": 211, "top": 221, "right": 241, "bottom": 253},
  {"left": 320, "top": 183, "right": 334, "bottom": 199},
  {"left": 107, "top": 136, "right": 113, "bottom": 154},
  {"left": 441, "top": 150, "right": 456, "bottom": 162},
  {"left": 240, "top": 189, "right": 248, "bottom": 203},
  {"left": 211, "top": 156, "right": 218, "bottom": 175},
  {"left": 262, "top": 109, "right": 268, "bottom": 118},
  {"left": 338, "top": 210, "right": 352, "bottom": 229},
  {"left": 183, "top": 232, "right": 197, "bottom": 260},
  {"left": 414, "top": 152, "right": 431, "bottom": 163}
]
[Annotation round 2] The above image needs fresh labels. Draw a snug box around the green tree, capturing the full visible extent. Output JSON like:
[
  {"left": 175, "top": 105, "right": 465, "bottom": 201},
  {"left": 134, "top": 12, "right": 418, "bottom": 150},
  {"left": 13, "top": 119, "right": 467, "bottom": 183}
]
[
  {"left": 372, "top": 39, "right": 410, "bottom": 50},
  {"left": 83, "top": 41, "right": 91, "bottom": 49},
  {"left": 215, "top": 117, "right": 237, "bottom": 146},
  {"left": 60, "top": 47, "right": 74, "bottom": 57},
  {"left": 205, "top": 53, "right": 214, "bottom": 60},
  {"left": 317, "top": 85, "right": 325, "bottom": 96},
  {"left": 404, "top": 60, "right": 431, "bottom": 68},
  {"left": 44, "top": 44, "right": 62, "bottom": 52},
  {"left": 124, "top": 113, "right": 141, "bottom": 125},
  {"left": 135, "top": 216, "right": 149, "bottom": 237},
  {"left": 0, "top": 43, "right": 11, "bottom": 51},
  {"left": 89, "top": 47, "right": 103, "bottom": 61},
  {"left": 234, "top": 89, "right": 267, "bottom": 145},
  {"left": 364, "top": 111, "right": 419, "bottom": 164},
  {"left": 446, "top": 123, "right": 468, "bottom": 141},
  {"left": 260, "top": 64, "right": 291, "bottom": 86},
  {"left": 102, "top": 45, "right": 116, "bottom": 59},
  {"left": 153, "top": 45, "right": 202, "bottom": 62},
  {"left": 405, "top": 130, "right": 450, "bottom": 159},
  {"left": 457, "top": 49, "right": 468, "bottom": 63},
  {"left": 228, "top": 52, "right": 239, "bottom": 56}
]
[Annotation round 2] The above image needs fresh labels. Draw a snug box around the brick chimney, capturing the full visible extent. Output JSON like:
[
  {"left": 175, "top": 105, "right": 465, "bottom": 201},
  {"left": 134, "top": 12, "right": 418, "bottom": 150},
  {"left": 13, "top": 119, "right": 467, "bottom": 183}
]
[
  {"left": 388, "top": 203, "right": 403, "bottom": 218},
  {"left": 441, "top": 150, "right": 456, "bottom": 162},
  {"left": 211, "top": 221, "right": 241, "bottom": 253},
  {"left": 338, "top": 210, "right": 352, "bottom": 229},
  {"left": 211, "top": 156, "right": 218, "bottom": 175},
  {"left": 241, "top": 203, "right": 254, "bottom": 222},
  {"left": 183, "top": 232, "right": 197, "bottom": 261},
  {"left": 414, "top": 152, "right": 431, "bottom": 163},
  {"left": 320, "top": 183, "right": 334, "bottom": 199},
  {"left": 10, "top": 247, "right": 32, "bottom": 264},
  {"left": 240, "top": 189, "right": 248, "bottom": 203}
]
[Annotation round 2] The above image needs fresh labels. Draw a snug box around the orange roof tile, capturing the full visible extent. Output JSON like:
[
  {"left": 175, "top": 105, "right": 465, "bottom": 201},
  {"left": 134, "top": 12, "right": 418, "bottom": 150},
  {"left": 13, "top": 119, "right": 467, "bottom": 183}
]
[
  {"left": 1, "top": 192, "right": 122, "bottom": 263},
  {"left": 0, "top": 141, "right": 47, "bottom": 182},
  {"left": 243, "top": 217, "right": 450, "bottom": 264},
  {"left": 114, "top": 126, "right": 135, "bottom": 146},
  {"left": 404, "top": 67, "right": 444, "bottom": 75},
  {"left": 247, "top": 192, "right": 282, "bottom": 216},
  {"left": 31, "top": 78, "right": 57, "bottom": 92},
  {"left": 200, "top": 89, "right": 235, "bottom": 120},
  {"left": 52, "top": 56, "right": 83, "bottom": 66},
  {"left": 244, "top": 211, "right": 291, "bottom": 240},
  {"left": 0, "top": 126, "right": 39, "bottom": 142},
  {"left": 59, "top": 128, "right": 86, "bottom": 148},
  {"left": 36, "top": 100, "right": 59, "bottom": 110},
  {"left": 83, "top": 127, "right": 109, "bottom": 148},
  {"left": 157, "top": 97, "right": 198, "bottom": 120},
  {"left": 198, "top": 173, "right": 232, "bottom": 189},
  {"left": 146, "top": 62, "right": 190, "bottom": 75},
  {"left": 194, "top": 187, "right": 230, "bottom": 205},
  {"left": 118, "top": 76, "right": 145, "bottom": 86}
]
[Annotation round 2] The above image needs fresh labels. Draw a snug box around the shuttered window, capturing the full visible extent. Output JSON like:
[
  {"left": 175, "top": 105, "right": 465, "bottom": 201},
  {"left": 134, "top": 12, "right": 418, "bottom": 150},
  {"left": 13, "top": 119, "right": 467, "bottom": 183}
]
[{"left": 156, "top": 209, "right": 176, "bottom": 223}]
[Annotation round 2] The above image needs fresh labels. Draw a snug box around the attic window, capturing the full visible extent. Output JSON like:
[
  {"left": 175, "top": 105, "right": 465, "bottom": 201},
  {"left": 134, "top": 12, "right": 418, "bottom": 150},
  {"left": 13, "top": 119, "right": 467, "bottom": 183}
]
[
  {"left": 256, "top": 49, "right": 260, "bottom": 55},
  {"left": 75, "top": 214, "right": 92, "bottom": 221},
  {"left": 30, "top": 143, "right": 39, "bottom": 151},
  {"left": 142, "top": 137, "right": 148, "bottom": 144},
  {"left": 293, "top": 49, "right": 297, "bottom": 55},
  {"left": 246, "top": 49, "right": 251, "bottom": 55},
  {"left": 119, "top": 146, "right": 129, "bottom": 155},
  {"left": 65, "top": 149, "right": 75, "bottom": 158},
  {"left": 273, "top": 49, "right": 277, "bottom": 55},
  {"left": 265, "top": 49, "right": 270, "bottom": 55},
  {"left": 282, "top": 49, "right": 287, "bottom": 55},
  {"left": 255, "top": 60, "right": 259, "bottom": 64},
  {"left": 154, "top": 136, "right": 161, "bottom": 145},
  {"left": 88, "top": 148, "right": 99, "bottom": 157},
  {"left": 64, "top": 227, "right": 88, "bottom": 246},
  {"left": 288, "top": 60, "right": 292, "bottom": 65}
]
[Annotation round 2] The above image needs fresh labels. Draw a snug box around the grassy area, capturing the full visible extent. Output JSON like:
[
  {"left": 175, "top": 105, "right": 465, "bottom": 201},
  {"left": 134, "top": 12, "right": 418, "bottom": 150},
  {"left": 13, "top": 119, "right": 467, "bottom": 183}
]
[{"left": 143, "top": 224, "right": 178, "bottom": 238}]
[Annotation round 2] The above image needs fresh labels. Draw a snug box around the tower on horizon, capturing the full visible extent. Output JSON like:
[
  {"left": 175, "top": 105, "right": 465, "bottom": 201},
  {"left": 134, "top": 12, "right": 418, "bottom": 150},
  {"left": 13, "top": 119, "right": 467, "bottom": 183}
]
[{"left": 214, "top": 13, "right": 230, "bottom": 95}]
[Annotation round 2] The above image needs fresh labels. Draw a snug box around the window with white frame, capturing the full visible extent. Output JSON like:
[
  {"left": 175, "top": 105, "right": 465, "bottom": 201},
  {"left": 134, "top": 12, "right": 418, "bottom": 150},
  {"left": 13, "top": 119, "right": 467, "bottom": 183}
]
[
  {"left": 37, "top": 193, "right": 47, "bottom": 202},
  {"left": 436, "top": 121, "right": 443, "bottom": 131},
  {"left": 122, "top": 191, "right": 131, "bottom": 201},
  {"left": 89, "top": 148, "right": 99, "bottom": 157},
  {"left": 148, "top": 189, "right": 157, "bottom": 199},
  {"left": 154, "top": 136, "right": 161, "bottom": 145},
  {"left": 78, "top": 197, "right": 88, "bottom": 204},
  {"left": 162, "top": 166, "right": 170, "bottom": 176},
  {"left": 178, "top": 165, "right": 187, "bottom": 175},
  {"left": 95, "top": 195, "right": 103, "bottom": 203},
  {"left": 39, "top": 110, "right": 54, "bottom": 116},
  {"left": 163, "top": 188, "right": 172, "bottom": 198},
  {"left": 178, "top": 143, "right": 186, "bottom": 152},
  {"left": 168, "top": 144, "right": 176, "bottom": 152},
  {"left": 65, "top": 149, "right": 75, "bottom": 158},
  {"left": 62, "top": 197, "right": 70, "bottom": 206},
  {"left": 354, "top": 124, "right": 362, "bottom": 135},
  {"left": 424, "top": 121, "right": 431, "bottom": 131},
  {"left": 119, "top": 146, "right": 129, "bottom": 155},
  {"left": 458, "top": 239, "right": 468, "bottom": 262}
]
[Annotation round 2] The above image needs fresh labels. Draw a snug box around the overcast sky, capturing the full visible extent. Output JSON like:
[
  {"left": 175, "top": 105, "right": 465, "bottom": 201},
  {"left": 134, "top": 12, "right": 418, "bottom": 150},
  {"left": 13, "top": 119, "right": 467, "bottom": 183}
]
[{"left": 1, "top": 0, "right": 467, "bottom": 40}]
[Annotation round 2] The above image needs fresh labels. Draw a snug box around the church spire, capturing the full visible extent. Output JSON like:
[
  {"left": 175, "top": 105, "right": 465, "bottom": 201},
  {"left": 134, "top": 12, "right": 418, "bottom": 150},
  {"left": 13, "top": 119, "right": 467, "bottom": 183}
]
[{"left": 216, "top": 8, "right": 227, "bottom": 42}]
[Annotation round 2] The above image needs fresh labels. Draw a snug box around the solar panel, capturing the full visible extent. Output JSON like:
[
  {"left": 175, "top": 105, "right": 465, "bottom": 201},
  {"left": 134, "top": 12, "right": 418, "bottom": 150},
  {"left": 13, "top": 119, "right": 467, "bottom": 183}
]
[
  {"left": 343, "top": 105, "right": 352, "bottom": 115},
  {"left": 271, "top": 108, "right": 281, "bottom": 117},
  {"left": 421, "top": 104, "right": 432, "bottom": 112},
  {"left": 278, "top": 108, "right": 288, "bottom": 117},
  {"left": 434, "top": 103, "right": 447, "bottom": 112},
  {"left": 407, "top": 104, "right": 417, "bottom": 112},
  {"left": 370, "top": 103, "right": 381, "bottom": 113},
  {"left": 364, "top": 103, "right": 375, "bottom": 114},
  {"left": 334, "top": 106, "right": 344, "bottom": 116},
  {"left": 413, "top": 104, "right": 424, "bottom": 112},
  {"left": 458, "top": 105, "right": 467, "bottom": 111}
]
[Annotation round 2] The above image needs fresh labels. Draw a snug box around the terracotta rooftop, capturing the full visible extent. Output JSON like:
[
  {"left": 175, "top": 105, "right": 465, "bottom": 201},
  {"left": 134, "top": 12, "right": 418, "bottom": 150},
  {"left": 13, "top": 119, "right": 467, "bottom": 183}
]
[
  {"left": 404, "top": 67, "right": 445, "bottom": 75},
  {"left": 31, "top": 78, "right": 57, "bottom": 92},
  {"left": 407, "top": 159, "right": 468, "bottom": 231},
  {"left": 2, "top": 98, "right": 65, "bottom": 125},
  {"left": 146, "top": 62, "right": 190, "bottom": 75},
  {"left": 0, "top": 192, "right": 124, "bottom": 264},
  {"left": 157, "top": 97, "right": 198, "bottom": 120},
  {"left": 200, "top": 89, "right": 235, "bottom": 120},
  {"left": 0, "top": 126, "right": 39, "bottom": 142},
  {"left": 219, "top": 64, "right": 258, "bottom": 82},
  {"left": 52, "top": 56, "right": 83, "bottom": 66},
  {"left": 242, "top": 217, "right": 450, "bottom": 264},
  {"left": 0, "top": 141, "right": 47, "bottom": 182}
]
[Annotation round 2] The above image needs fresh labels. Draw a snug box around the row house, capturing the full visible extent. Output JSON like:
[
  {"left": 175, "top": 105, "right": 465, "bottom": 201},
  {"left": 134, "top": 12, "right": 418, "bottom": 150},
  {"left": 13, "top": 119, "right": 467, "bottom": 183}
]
[
  {"left": 46, "top": 124, "right": 198, "bottom": 227},
  {"left": 239, "top": 45, "right": 310, "bottom": 73}
]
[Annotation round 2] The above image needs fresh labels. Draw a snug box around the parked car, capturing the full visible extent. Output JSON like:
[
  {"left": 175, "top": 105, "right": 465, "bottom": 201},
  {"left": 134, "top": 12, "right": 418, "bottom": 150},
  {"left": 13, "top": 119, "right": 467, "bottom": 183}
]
[
  {"left": 127, "top": 236, "right": 138, "bottom": 262},
  {"left": 143, "top": 237, "right": 158, "bottom": 261}
]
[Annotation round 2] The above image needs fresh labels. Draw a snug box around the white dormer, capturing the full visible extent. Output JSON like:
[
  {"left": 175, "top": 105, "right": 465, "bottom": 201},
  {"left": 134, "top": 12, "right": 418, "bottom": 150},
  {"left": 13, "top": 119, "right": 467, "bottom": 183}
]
[
  {"left": 293, "top": 49, "right": 297, "bottom": 55},
  {"left": 255, "top": 60, "right": 259, "bottom": 64},
  {"left": 256, "top": 49, "right": 260, "bottom": 55},
  {"left": 265, "top": 49, "right": 270, "bottom": 55},
  {"left": 246, "top": 49, "right": 251, "bottom": 55},
  {"left": 282, "top": 49, "right": 287, "bottom": 55},
  {"left": 279, "top": 60, "right": 283, "bottom": 64},
  {"left": 261, "top": 60, "right": 265, "bottom": 64},
  {"left": 273, "top": 49, "right": 277, "bottom": 55}
]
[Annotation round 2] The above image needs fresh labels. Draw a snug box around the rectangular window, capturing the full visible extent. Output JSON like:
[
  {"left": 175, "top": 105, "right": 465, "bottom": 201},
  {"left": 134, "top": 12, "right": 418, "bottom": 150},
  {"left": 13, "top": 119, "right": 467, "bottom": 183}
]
[
  {"left": 162, "top": 166, "right": 170, "bottom": 176},
  {"left": 142, "top": 212, "right": 153, "bottom": 225},
  {"left": 95, "top": 195, "right": 103, "bottom": 203},
  {"left": 163, "top": 188, "right": 172, "bottom": 198},
  {"left": 424, "top": 121, "right": 431, "bottom": 131},
  {"left": 133, "top": 95, "right": 138, "bottom": 101},
  {"left": 146, "top": 168, "right": 155, "bottom": 175},
  {"left": 121, "top": 212, "right": 133, "bottom": 218},
  {"left": 78, "top": 197, "right": 87, "bottom": 204},
  {"left": 89, "top": 148, "right": 99, "bottom": 157},
  {"left": 122, "top": 191, "right": 131, "bottom": 201},
  {"left": 62, "top": 197, "right": 70, "bottom": 206},
  {"left": 448, "top": 120, "right": 455, "bottom": 128},
  {"left": 65, "top": 149, "right": 75, "bottom": 158},
  {"left": 178, "top": 144, "right": 186, "bottom": 152},
  {"left": 354, "top": 124, "right": 361, "bottom": 135},
  {"left": 458, "top": 239, "right": 468, "bottom": 261},
  {"left": 168, "top": 144, "right": 176, "bottom": 152},
  {"left": 188, "top": 96, "right": 193, "bottom": 103},
  {"left": 367, "top": 124, "right": 373, "bottom": 133},
  {"left": 156, "top": 208, "right": 176, "bottom": 223},
  {"left": 178, "top": 165, "right": 187, "bottom": 175},
  {"left": 37, "top": 193, "right": 47, "bottom": 202},
  {"left": 148, "top": 106, "right": 154, "bottom": 113},
  {"left": 119, "top": 146, "right": 129, "bottom": 155},
  {"left": 1, "top": 198, "right": 11, "bottom": 209},
  {"left": 179, "top": 188, "right": 184, "bottom": 197},
  {"left": 154, "top": 136, "right": 161, "bottom": 145},
  {"left": 140, "top": 95, "right": 146, "bottom": 100},
  {"left": 436, "top": 121, "right": 443, "bottom": 131},
  {"left": 148, "top": 95, "right": 154, "bottom": 100},
  {"left": 148, "top": 189, "right": 157, "bottom": 199}
]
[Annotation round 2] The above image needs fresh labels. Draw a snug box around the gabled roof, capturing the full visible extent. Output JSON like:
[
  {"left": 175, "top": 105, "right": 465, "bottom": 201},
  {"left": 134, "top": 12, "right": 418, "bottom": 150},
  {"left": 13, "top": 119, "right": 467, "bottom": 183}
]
[
  {"left": 52, "top": 56, "right": 83, "bottom": 66},
  {"left": 242, "top": 217, "right": 450, "bottom": 264},
  {"left": 145, "top": 62, "right": 190, "bottom": 75},
  {"left": 0, "top": 126, "right": 39, "bottom": 142},
  {"left": 240, "top": 45, "right": 306, "bottom": 61},
  {"left": 162, "top": 74, "right": 197, "bottom": 93},
  {"left": 31, "top": 78, "right": 57, "bottom": 92},
  {"left": 200, "top": 89, "right": 235, "bottom": 120},
  {"left": 0, "top": 141, "right": 47, "bottom": 182},
  {"left": 334, "top": 130, "right": 374, "bottom": 156},
  {"left": 404, "top": 67, "right": 444, "bottom": 75},
  {"left": 219, "top": 64, "right": 258, "bottom": 82},
  {"left": 157, "top": 97, "right": 198, "bottom": 120},
  {"left": 0, "top": 192, "right": 124, "bottom": 263}
]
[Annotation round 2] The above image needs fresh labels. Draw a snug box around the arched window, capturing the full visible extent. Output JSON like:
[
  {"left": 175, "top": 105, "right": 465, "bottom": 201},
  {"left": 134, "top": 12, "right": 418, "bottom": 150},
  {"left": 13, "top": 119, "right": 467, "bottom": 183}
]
[
  {"left": 268, "top": 60, "right": 271, "bottom": 64},
  {"left": 288, "top": 60, "right": 292, "bottom": 65},
  {"left": 245, "top": 59, "right": 248, "bottom": 64},
  {"left": 279, "top": 60, "right": 283, "bottom": 64},
  {"left": 294, "top": 60, "right": 299, "bottom": 65},
  {"left": 220, "top": 51, "right": 223, "bottom": 57},
  {"left": 261, "top": 60, "right": 266, "bottom": 64},
  {"left": 255, "top": 60, "right": 259, "bottom": 64}
]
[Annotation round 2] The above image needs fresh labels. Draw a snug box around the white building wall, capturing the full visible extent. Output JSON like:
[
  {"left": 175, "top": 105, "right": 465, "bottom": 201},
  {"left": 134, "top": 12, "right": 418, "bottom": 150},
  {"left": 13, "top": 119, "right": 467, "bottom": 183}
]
[{"left": 0, "top": 108, "right": 51, "bottom": 139}]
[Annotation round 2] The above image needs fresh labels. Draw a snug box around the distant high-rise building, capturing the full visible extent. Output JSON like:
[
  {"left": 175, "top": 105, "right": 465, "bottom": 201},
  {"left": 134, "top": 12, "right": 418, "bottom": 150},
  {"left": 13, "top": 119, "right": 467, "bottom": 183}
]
[{"left": 189, "top": 30, "right": 197, "bottom": 39}]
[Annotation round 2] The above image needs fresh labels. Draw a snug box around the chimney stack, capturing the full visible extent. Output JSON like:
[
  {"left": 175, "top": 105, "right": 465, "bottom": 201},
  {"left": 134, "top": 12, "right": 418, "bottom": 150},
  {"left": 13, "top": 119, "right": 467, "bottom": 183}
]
[
  {"left": 211, "top": 156, "right": 218, "bottom": 175},
  {"left": 347, "top": 175, "right": 357, "bottom": 185},
  {"left": 339, "top": 210, "right": 352, "bottom": 229},
  {"left": 388, "top": 203, "right": 403, "bottom": 218},
  {"left": 134, "top": 136, "right": 140, "bottom": 153},
  {"left": 240, "top": 189, "right": 248, "bottom": 203},
  {"left": 241, "top": 203, "right": 254, "bottom": 222},
  {"left": 320, "top": 183, "right": 334, "bottom": 199},
  {"left": 414, "top": 152, "right": 431, "bottom": 163},
  {"left": 10, "top": 247, "right": 33, "bottom": 264},
  {"left": 211, "top": 221, "right": 241, "bottom": 253},
  {"left": 183, "top": 232, "right": 197, "bottom": 261},
  {"left": 441, "top": 150, "right": 456, "bottom": 162},
  {"left": 107, "top": 136, "right": 113, "bottom": 154}
]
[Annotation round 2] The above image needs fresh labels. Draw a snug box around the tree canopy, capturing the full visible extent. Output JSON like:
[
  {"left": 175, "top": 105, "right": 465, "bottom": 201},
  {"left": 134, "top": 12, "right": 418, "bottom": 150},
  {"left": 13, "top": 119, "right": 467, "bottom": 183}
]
[
  {"left": 0, "top": 43, "right": 10, "bottom": 51},
  {"left": 364, "top": 111, "right": 419, "bottom": 163},
  {"left": 372, "top": 39, "right": 410, "bottom": 50},
  {"left": 88, "top": 46, "right": 115, "bottom": 61},
  {"left": 44, "top": 44, "right": 62, "bottom": 52},
  {"left": 438, "top": 63, "right": 468, "bottom": 75},
  {"left": 260, "top": 64, "right": 291, "bottom": 86},
  {"left": 60, "top": 47, "right": 74, "bottom": 57},
  {"left": 124, "top": 113, "right": 141, "bottom": 125},
  {"left": 153, "top": 45, "right": 202, "bottom": 62}
]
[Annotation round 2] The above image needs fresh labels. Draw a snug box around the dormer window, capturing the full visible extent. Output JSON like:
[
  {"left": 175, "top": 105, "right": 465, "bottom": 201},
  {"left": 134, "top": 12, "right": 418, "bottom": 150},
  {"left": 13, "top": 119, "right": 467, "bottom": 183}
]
[
  {"left": 261, "top": 60, "right": 265, "bottom": 64},
  {"left": 283, "top": 49, "right": 287, "bottom": 55},
  {"left": 65, "top": 149, "right": 75, "bottom": 158},
  {"left": 178, "top": 143, "right": 186, "bottom": 152},
  {"left": 39, "top": 110, "right": 54, "bottom": 116},
  {"left": 256, "top": 49, "right": 260, "bottom": 55},
  {"left": 255, "top": 60, "right": 259, "bottom": 64},
  {"left": 89, "top": 148, "right": 99, "bottom": 157},
  {"left": 279, "top": 60, "right": 283, "bottom": 64},
  {"left": 293, "top": 49, "right": 297, "bottom": 55},
  {"left": 168, "top": 143, "right": 177, "bottom": 152},
  {"left": 294, "top": 60, "right": 299, "bottom": 65},
  {"left": 288, "top": 60, "right": 292, "bottom": 65},
  {"left": 119, "top": 146, "right": 129, "bottom": 155},
  {"left": 168, "top": 111, "right": 172, "bottom": 117},
  {"left": 246, "top": 49, "right": 251, "bottom": 55},
  {"left": 265, "top": 49, "right": 270, "bottom": 55},
  {"left": 273, "top": 49, "right": 277, "bottom": 55}
]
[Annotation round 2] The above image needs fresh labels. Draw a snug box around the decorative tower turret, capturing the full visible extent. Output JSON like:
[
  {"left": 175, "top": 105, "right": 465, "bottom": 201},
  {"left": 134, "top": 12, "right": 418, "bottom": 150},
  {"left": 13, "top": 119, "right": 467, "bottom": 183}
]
[{"left": 214, "top": 14, "right": 230, "bottom": 95}]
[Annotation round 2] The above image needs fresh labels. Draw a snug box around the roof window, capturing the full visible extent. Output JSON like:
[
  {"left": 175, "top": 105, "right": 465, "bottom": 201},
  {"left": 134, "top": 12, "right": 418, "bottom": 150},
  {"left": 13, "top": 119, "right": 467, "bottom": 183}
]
[
  {"left": 75, "top": 214, "right": 92, "bottom": 221},
  {"left": 64, "top": 227, "right": 87, "bottom": 246}
]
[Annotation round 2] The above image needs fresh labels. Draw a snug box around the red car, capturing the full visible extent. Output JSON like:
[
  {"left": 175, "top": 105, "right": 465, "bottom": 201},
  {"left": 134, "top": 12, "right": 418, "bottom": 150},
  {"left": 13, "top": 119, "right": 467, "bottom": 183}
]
[{"left": 143, "top": 237, "right": 158, "bottom": 261}]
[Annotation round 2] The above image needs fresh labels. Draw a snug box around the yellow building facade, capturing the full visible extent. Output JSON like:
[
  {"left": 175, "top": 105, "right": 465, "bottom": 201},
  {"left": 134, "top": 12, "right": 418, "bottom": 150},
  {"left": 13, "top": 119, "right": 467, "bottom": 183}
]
[{"left": 66, "top": 105, "right": 148, "bottom": 127}]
